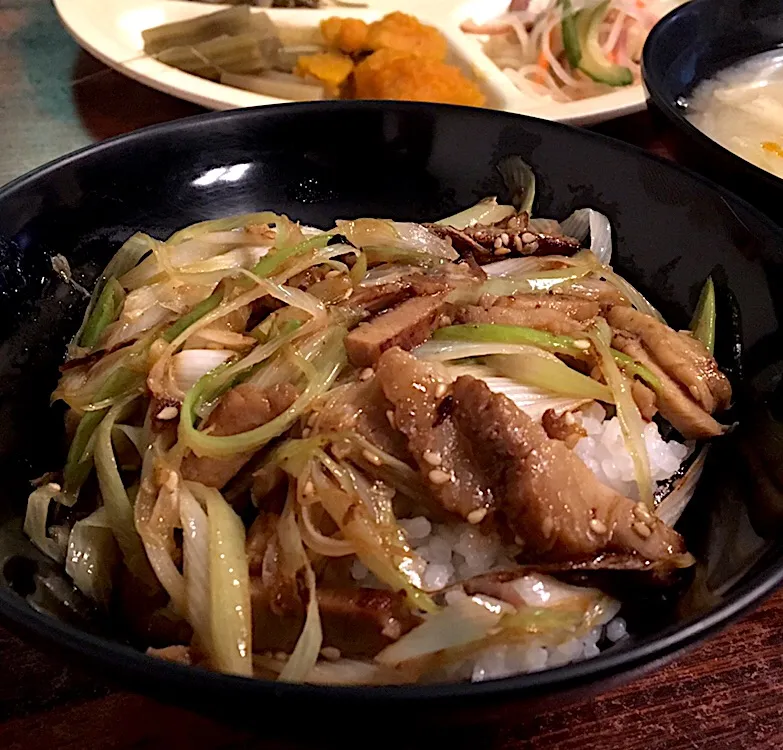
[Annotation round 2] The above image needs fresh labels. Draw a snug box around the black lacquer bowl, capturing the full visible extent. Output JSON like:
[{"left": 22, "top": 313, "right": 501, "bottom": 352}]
[
  {"left": 643, "top": 0, "right": 783, "bottom": 225},
  {"left": 0, "top": 102, "right": 782, "bottom": 738}
]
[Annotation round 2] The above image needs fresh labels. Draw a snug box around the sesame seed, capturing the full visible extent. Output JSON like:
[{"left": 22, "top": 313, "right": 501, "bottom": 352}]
[
  {"left": 306, "top": 412, "right": 317, "bottom": 427},
  {"left": 494, "top": 246, "right": 512, "bottom": 256},
  {"left": 359, "top": 367, "right": 374, "bottom": 381},
  {"left": 633, "top": 502, "right": 654, "bottom": 523},
  {"left": 385, "top": 409, "right": 396, "bottom": 429},
  {"left": 362, "top": 449, "right": 382, "bottom": 466},
  {"left": 633, "top": 521, "right": 652, "bottom": 538},
  {"left": 439, "top": 315, "right": 453, "bottom": 327},
  {"left": 564, "top": 412, "right": 576, "bottom": 425},
  {"left": 521, "top": 232, "right": 536, "bottom": 244},
  {"left": 428, "top": 469, "right": 451, "bottom": 485},
  {"left": 589, "top": 518, "right": 607, "bottom": 535},
  {"left": 156, "top": 406, "right": 179, "bottom": 420},
  {"left": 528, "top": 241, "right": 539, "bottom": 252},
  {"left": 541, "top": 516, "right": 554, "bottom": 537},
  {"left": 423, "top": 450, "right": 442, "bottom": 466},
  {"left": 513, "top": 235, "right": 523, "bottom": 251},
  {"left": 303, "top": 480, "right": 315, "bottom": 496},
  {"left": 493, "top": 237, "right": 503, "bottom": 249},
  {"left": 302, "top": 427, "right": 311, "bottom": 438},
  {"left": 573, "top": 339, "right": 591, "bottom": 350},
  {"left": 275, "top": 651, "right": 289, "bottom": 661},
  {"left": 467, "top": 508, "right": 488, "bottom": 524},
  {"left": 325, "top": 269, "right": 341, "bottom": 278},
  {"left": 435, "top": 383, "right": 448, "bottom": 398},
  {"left": 500, "top": 232, "right": 510, "bottom": 246},
  {"left": 320, "top": 646, "right": 341, "bottom": 661}
]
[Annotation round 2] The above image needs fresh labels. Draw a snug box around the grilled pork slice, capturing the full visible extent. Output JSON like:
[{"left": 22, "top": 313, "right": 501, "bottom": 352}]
[
  {"left": 493, "top": 292, "right": 600, "bottom": 320},
  {"left": 424, "top": 216, "right": 580, "bottom": 262},
  {"left": 310, "top": 378, "right": 413, "bottom": 463},
  {"left": 377, "top": 348, "right": 687, "bottom": 565},
  {"left": 450, "top": 375, "right": 687, "bottom": 563},
  {"left": 181, "top": 383, "right": 298, "bottom": 489},
  {"left": 613, "top": 333, "right": 725, "bottom": 439},
  {"left": 376, "top": 347, "right": 497, "bottom": 521},
  {"left": 456, "top": 303, "right": 587, "bottom": 336},
  {"left": 345, "top": 295, "right": 451, "bottom": 367},
  {"left": 608, "top": 306, "right": 731, "bottom": 413}
]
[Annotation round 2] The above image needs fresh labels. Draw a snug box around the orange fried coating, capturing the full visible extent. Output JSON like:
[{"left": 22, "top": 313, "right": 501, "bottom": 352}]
[
  {"left": 294, "top": 52, "right": 354, "bottom": 95},
  {"left": 353, "top": 49, "right": 486, "bottom": 107},
  {"left": 320, "top": 16, "right": 369, "bottom": 55},
  {"left": 365, "top": 12, "right": 447, "bottom": 61}
]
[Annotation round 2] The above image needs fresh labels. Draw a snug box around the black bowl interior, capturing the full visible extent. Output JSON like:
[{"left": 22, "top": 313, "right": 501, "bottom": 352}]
[
  {"left": 1, "top": 102, "right": 783, "bottom": 726},
  {"left": 642, "top": 0, "right": 783, "bottom": 223}
]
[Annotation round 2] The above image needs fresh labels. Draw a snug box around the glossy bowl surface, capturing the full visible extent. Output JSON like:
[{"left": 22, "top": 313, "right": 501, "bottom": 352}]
[
  {"left": 1, "top": 101, "right": 783, "bottom": 730},
  {"left": 643, "top": 0, "right": 783, "bottom": 224}
]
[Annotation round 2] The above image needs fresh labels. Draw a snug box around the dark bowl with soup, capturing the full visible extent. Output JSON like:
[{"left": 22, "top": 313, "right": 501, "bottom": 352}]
[{"left": 642, "top": 0, "right": 783, "bottom": 226}]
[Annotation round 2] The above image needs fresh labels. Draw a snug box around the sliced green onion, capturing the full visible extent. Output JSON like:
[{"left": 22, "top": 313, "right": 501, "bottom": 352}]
[
  {"left": 434, "top": 323, "right": 662, "bottom": 393},
  {"left": 63, "top": 367, "right": 145, "bottom": 499},
  {"left": 497, "top": 156, "right": 536, "bottom": 214},
  {"left": 198, "top": 483, "right": 253, "bottom": 677},
  {"left": 587, "top": 329, "right": 654, "bottom": 508},
  {"left": 479, "top": 265, "right": 593, "bottom": 295},
  {"left": 613, "top": 351, "right": 662, "bottom": 393},
  {"left": 350, "top": 251, "right": 367, "bottom": 286},
  {"left": 65, "top": 506, "right": 119, "bottom": 607},
  {"left": 278, "top": 495, "right": 322, "bottom": 682},
  {"left": 435, "top": 197, "right": 516, "bottom": 229},
  {"left": 690, "top": 276, "right": 716, "bottom": 355},
  {"left": 166, "top": 211, "right": 281, "bottom": 245},
  {"left": 162, "top": 289, "right": 223, "bottom": 343},
  {"left": 94, "top": 395, "right": 157, "bottom": 586},
  {"left": 79, "top": 277, "right": 125, "bottom": 349},
  {"left": 180, "top": 328, "right": 345, "bottom": 458},
  {"left": 71, "top": 233, "right": 155, "bottom": 352},
  {"left": 434, "top": 323, "right": 586, "bottom": 357},
  {"left": 488, "top": 353, "right": 613, "bottom": 402},
  {"left": 251, "top": 234, "right": 333, "bottom": 278}
]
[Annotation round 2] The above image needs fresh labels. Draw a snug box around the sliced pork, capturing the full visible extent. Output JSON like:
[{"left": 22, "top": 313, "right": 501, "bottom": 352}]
[
  {"left": 181, "top": 382, "right": 298, "bottom": 489},
  {"left": 450, "top": 375, "right": 687, "bottom": 563},
  {"left": 456, "top": 303, "right": 587, "bottom": 336},
  {"left": 345, "top": 295, "right": 451, "bottom": 367},
  {"left": 376, "top": 347, "right": 497, "bottom": 520},
  {"left": 613, "top": 333, "right": 725, "bottom": 439},
  {"left": 608, "top": 306, "right": 731, "bottom": 413}
]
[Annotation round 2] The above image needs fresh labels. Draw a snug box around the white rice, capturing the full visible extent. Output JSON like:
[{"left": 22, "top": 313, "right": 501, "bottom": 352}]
[
  {"left": 352, "top": 516, "right": 627, "bottom": 681},
  {"left": 349, "top": 403, "right": 687, "bottom": 682},
  {"left": 574, "top": 403, "right": 690, "bottom": 500}
]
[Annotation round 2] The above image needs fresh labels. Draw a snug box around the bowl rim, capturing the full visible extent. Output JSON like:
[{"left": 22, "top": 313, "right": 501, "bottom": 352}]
[
  {"left": 641, "top": 0, "right": 783, "bottom": 193},
  {"left": 2, "top": 99, "right": 783, "bottom": 703}
]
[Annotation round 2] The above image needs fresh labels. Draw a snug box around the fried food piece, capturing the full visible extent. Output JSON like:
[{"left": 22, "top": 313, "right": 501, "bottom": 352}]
[
  {"left": 294, "top": 51, "right": 354, "bottom": 95},
  {"left": 354, "top": 49, "right": 485, "bottom": 107},
  {"left": 320, "top": 16, "right": 369, "bottom": 54},
  {"left": 365, "top": 12, "right": 447, "bottom": 61}
]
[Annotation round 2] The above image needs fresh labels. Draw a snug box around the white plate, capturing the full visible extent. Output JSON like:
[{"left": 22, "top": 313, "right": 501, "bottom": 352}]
[{"left": 54, "top": 0, "right": 657, "bottom": 125}]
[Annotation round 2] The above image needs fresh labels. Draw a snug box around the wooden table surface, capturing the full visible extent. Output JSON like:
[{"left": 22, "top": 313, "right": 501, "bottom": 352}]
[{"left": 3, "top": 1, "right": 783, "bottom": 749}]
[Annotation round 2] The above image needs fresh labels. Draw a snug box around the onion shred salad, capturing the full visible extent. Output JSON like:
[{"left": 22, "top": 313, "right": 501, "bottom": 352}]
[{"left": 462, "top": 0, "right": 684, "bottom": 103}]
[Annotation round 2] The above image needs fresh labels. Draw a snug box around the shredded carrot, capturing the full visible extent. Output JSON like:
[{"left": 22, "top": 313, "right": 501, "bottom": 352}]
[
  {"left": 636, "top": 0, "right": 646, "bottom": 8},
  {"left": 606, "top": 49, "right": 618, "bottom": 63},
  {"left": 532, "top": 34, "right": 550, "bottom": 84}
]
